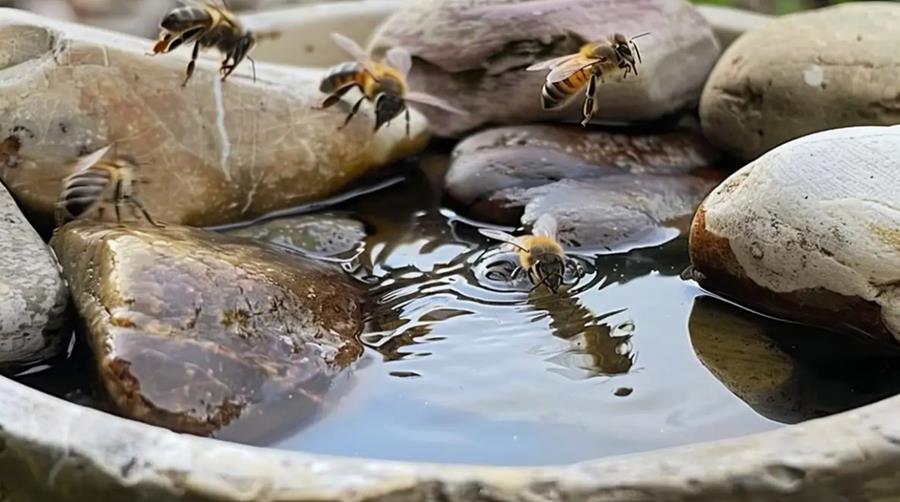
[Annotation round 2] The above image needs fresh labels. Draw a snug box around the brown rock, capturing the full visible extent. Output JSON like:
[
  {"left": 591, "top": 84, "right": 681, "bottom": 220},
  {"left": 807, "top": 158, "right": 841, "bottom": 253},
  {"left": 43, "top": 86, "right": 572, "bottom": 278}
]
[
  {"left": 700, "top": 2, "right": 900, "bottom": 159},
  {"left": 369, "top": 0, "right": 720, "bottom": 136},
  {"left": 446, "top": 125, "right": 723, "bottom": 252},
  {"left": 51, "top": 221, "right": 364, "bottom": 439},
  {"left": 689, "top": 125, "right": 900, "bottom": 348},
  {"left": 0, "top": 9, "right": 428, "bottom": 230}
]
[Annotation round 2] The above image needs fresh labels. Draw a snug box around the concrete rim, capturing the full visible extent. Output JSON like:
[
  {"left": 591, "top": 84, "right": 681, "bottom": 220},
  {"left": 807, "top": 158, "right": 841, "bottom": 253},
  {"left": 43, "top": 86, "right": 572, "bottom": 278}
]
[{"left": 1, "top": 2, "right": 898, "bottom": 501}]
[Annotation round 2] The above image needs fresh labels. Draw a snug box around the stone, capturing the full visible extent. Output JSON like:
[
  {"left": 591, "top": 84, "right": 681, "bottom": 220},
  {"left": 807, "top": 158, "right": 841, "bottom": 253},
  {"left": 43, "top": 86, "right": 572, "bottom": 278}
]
[
  {"left": 50, "top": 221, "right": 364, "bottom": 439},
  {"left": 700, "top": 2, "right": 900, "bottom": 160},
  {"left": 695, "top": 4, "right": 773, "bottom": 49},
  {"left": 222, "top": 213, "right": 367, "bottom": 258},
  {"left": 689, "top": 125, "right": 900, "bottom": 347},
  {"left": 368, "top": 0, "right": 720, "bottom": 136},
  {"left": 0, "top": 9, "right": 429, "bottom": 231},
  {"left": 0, "top": 183, "right": 69, "bottom": 373},
  {"left": 446, "top": 125, "right": 722, "bottom": 252}
]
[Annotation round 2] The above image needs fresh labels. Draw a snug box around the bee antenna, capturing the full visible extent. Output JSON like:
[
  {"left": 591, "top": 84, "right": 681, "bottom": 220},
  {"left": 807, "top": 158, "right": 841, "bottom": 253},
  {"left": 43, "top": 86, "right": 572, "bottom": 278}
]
[
  {"left": 631, "top": 32, "right": 651, "bottom": 40},
  {"left": 248, "top": 55, "right": 257, "bottom": 83}
]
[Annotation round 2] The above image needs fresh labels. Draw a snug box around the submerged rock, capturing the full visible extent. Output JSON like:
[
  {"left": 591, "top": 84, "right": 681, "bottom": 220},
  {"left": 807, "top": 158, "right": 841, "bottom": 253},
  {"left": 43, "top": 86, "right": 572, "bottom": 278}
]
[
  {"left": 369, "top": 0, "right": 720, "bottom": 136},
  {"left": 51, "top": 221, "right": 363, "bottom": 439},
  {"left": 446, "top": 125, "right": 722, "bottom": 252},
  {"left": 689, "top": 126, "right": 900, "bottom": 347},
  {"left": 0, "top": 183, "right": 69, "bottom": 372},
  {"left": 700, "top": 3, "right": 900, "bottom": 159},
  {"left": 222, "top": 213, "right": 367, "bottom": 258},
  {"left": 0, "top": 9, "right": 428, "bottom": 230}
]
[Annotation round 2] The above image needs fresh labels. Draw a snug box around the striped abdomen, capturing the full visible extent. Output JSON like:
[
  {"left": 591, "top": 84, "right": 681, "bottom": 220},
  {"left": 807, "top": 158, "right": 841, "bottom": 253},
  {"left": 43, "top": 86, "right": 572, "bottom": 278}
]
[
  {"left": 319, "top": 62, "right": 367, "bottom": 95},
  {"left": 56, "top": 165, "right": 114, "bottom": 225},
  {"left": 540, "top": 67, "right": 592, "bottom": 110}
]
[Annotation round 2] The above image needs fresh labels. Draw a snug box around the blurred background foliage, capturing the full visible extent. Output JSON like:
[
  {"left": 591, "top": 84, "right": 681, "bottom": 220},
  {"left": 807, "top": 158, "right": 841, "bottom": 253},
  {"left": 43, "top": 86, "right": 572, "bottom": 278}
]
[{"left": 691, "top": 0, "right": 887, "bottom": 15}]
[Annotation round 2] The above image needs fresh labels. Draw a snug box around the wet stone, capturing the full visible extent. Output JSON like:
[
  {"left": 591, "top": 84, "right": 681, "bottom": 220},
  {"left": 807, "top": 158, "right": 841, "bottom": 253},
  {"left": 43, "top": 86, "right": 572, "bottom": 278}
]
[
  {"left": 369, "top": 0, "right": 720, "bottom": 136},
  {"left": 222, "top": 213, "right": 367, "bottom": 258},
  {"left": 690, "top": 125, "right": 900, "bottom": 348},
  {"left": 50, "top": 221, "right": 364, "bottom": 440},
  {"left": 445, "top": 125, "right": 723, "bottom": 252},
  {"left": 0, "top": 183, "right": 69, "bottom": 373},
  {"left": 0, "top": 9, "right": 429, "bottom": 231}
]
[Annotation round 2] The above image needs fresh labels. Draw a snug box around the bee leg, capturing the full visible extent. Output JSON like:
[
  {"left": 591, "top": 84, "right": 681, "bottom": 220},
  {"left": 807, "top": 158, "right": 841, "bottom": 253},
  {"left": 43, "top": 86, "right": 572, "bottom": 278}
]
[
  {"left": 182, "top": 41, "right": 201, "bottom": 87},
  {"left": 338, "top": 97, "right": 366, "bottom": 130},
  {"left": 632, "top": 41, "right": 642, "bottom": 65},
  {"left": 404, "top": 107, "right": 410, "bottom": 137},
  {"left": 130, "top": 197, "right": 164, "bottom": 228},
  {"left": 319, "top": 85, "right": 354, "bottom": 109},
  {"left": 581, "top": 73, "right": 598, "bottom": 127}
]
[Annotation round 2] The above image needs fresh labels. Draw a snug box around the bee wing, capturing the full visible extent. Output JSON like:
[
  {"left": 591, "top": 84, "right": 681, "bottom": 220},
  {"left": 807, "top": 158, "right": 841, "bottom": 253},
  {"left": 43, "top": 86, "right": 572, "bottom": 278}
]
[
  {"left": 385, "top": 46, "right": 412, "bottom": 77},
  {"left": 70, "top": 145, "right": 112, "bottom": 173},
  {"left": 531, "top": 214, "right": 559, "bottom": 240},
  {"left": 545, "top": 57, "right": 604, "bottom": 83},
  {"left": 405, "top": 91, "right": 468, "bottom": 115},
  {"left": 525, "top": 53, "right": 579, "bottom": 72},
  {"left": 478, "top": 228, "right": 528, "bottom": 251},
  {"left": 331, "top": 32, "right": 379, "bottom": 75}
]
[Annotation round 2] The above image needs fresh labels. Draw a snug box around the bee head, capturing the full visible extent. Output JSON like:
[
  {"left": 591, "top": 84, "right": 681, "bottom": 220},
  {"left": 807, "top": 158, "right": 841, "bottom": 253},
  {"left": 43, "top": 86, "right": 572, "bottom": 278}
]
[
  {"left": 612, "top": 33, "right": 635, "bottom": 63},
  {"left": 533, "top": 253, "right": 566, "bottom": 293},
  {"left": 373, "top": 92, "right": 406, "bottom": 131}
]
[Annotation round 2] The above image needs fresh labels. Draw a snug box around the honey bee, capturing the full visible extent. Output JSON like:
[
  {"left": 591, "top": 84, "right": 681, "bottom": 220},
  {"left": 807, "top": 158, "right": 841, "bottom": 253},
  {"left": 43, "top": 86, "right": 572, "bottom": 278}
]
[
  {"left": 319, "top": 33, "right": 466, "bottom": 135},
  {"left": 151, "top": 0, "right": 257, "bottom": 87},
  {"left": 479, "top": 216, "right": 576, "bottom": 293},
  {"left": 55, "top": 145, "right": 162, "bottom": 228},
  {"left": 526, "top": 33, "right": 649, "bottom": 126}
]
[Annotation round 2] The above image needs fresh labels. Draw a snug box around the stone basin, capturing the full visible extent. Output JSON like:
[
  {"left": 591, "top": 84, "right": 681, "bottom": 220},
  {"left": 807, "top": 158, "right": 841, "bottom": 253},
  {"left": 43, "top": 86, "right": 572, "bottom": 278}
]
[{"left": 2, "top": 2, "right": 899, "bottom": 501}]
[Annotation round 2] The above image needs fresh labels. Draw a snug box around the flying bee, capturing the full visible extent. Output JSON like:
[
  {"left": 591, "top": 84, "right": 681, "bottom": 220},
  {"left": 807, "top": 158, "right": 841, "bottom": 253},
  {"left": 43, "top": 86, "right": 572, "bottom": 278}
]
[
  {"left": 319, "top": 33, "right": 466, "bottom": 136},
  {"left": 55, "top": 145, "right": 162, "bottom": 228},
  {"left": 526, "top": 32, "right": 650, "bottom": 126},
  {"left": 478, "top": 216, "right": 580, "bottom": 294},
  {"left": 151, "top": 0, "right": 257, "bottom": 87}
]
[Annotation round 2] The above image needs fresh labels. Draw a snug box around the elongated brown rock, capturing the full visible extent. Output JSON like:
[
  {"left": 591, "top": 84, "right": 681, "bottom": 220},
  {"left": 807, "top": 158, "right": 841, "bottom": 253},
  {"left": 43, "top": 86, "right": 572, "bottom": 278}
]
[
  {"left": 0, "top": 8, "right": 428, "bottom": 229},
  {"left": 51, "top": 221, "right": 363, "bottom": 439},
  {"left": 446, "top": 125, "right": 723, "bottom": 252},
  {"left": 369, "top": 0, "right": 720, "bottom": 136}
]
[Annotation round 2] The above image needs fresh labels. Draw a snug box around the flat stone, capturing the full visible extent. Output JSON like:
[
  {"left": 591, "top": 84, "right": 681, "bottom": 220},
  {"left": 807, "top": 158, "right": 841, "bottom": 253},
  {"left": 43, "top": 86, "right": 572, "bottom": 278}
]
[
  {"left": 0, "top": 8, "right": 428, "bottom": 230},
  {"left": 368, "top": 0, "right": 720, "bottom": 136},
  {"left": 222, "top": 213, "right": 367, "bottom": 258},
  {"left": 50, "top": 221, "right": 364, "bottom": 440},
  {"left": 0, "top": 183, "right": 68, "bottom": 373},
  {"left": 446, "top": 125, "right": 722, "bottom": 252},
  {"left": 700, "top": 2, "right": 900, "bottom": 159},
  {"left": 689, "top": 125, "right": 900, "bottom": 347}
]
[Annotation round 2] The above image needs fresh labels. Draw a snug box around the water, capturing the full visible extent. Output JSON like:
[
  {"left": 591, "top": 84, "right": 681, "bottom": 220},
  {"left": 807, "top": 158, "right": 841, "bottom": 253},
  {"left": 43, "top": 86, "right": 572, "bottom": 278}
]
[{"left": 15, "top": 153, "right": 900, "bottom": 466}]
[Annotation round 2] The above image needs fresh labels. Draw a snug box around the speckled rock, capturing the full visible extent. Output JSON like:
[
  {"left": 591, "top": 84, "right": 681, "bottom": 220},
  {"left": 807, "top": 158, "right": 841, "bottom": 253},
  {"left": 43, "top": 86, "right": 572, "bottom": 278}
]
[
  {"left": 368, "top": 0, "right": 720, "bottom": 136},
  {"left": 0, "top": 9, "right": 428, "bottom": 230},
  {"left": 446, "top": 125, "right": 722, "bottom": 252},
  {"left": 50, "top": 221, "right": 363, "bottom": 440},
  {"left": 700, "top": 2, "right": 900, "bottom": 160},
  {"left": 689, "top": 126, "right": 900, "bottom": 347},
  {"left": 223, "top": 213, "right": 367, "bottom": 258},
  {"left": 0, "top": 183, "right": 68, "bottom": 373}
]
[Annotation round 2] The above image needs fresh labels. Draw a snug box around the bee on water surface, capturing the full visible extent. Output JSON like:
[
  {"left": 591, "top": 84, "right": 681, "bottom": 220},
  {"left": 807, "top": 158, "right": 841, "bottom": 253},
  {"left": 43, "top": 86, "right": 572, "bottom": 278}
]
[
  {"left": 319, "top": 33, "right": 466, "bottom": 135},
  {"left": 55, "top": 145, "right": 162, "bottom": 228},
  {"left": 478, "top": 216, "right": 578, "bottom": 294},
  {"left": 526, "top": 32, "right": 649, "bottom": 126},
  {"left": 151, "top": 0, "right": 257, "bottom": 86}
]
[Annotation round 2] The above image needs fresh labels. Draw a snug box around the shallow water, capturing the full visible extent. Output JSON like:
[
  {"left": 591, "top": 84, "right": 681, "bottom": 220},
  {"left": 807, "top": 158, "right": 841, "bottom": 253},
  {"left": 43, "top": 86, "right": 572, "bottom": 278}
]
[{"left": 16, "top": 153, "right": 900, "bottom": 466}]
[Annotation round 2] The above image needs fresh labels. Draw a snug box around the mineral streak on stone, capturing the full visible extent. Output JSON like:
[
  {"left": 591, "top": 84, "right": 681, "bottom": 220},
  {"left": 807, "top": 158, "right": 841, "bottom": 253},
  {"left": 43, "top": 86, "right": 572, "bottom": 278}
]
[
  {"left": 689, "top": 125, "right": 900, "bottom": 346},
  {"left": 0, "top": 182, "right": 69, "bottom": 373},
  {"left": 50, "top": 221, "right": 364, "bottom": 437},
  {"left": 369, "top": 0, "right": 720, "bottom": 136},
  {"left": 0, "top": 8, "right": 429, "bottom": 230},
  {"left": 445, "top": 125, "right": 722, "bottom": 252}
]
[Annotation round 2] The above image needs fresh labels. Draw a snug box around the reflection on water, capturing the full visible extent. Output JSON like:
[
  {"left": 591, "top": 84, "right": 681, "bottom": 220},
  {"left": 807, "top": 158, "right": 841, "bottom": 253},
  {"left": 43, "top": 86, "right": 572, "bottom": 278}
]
[{"left": 16, "top": 153, "right": 900, "bottom": 466}]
